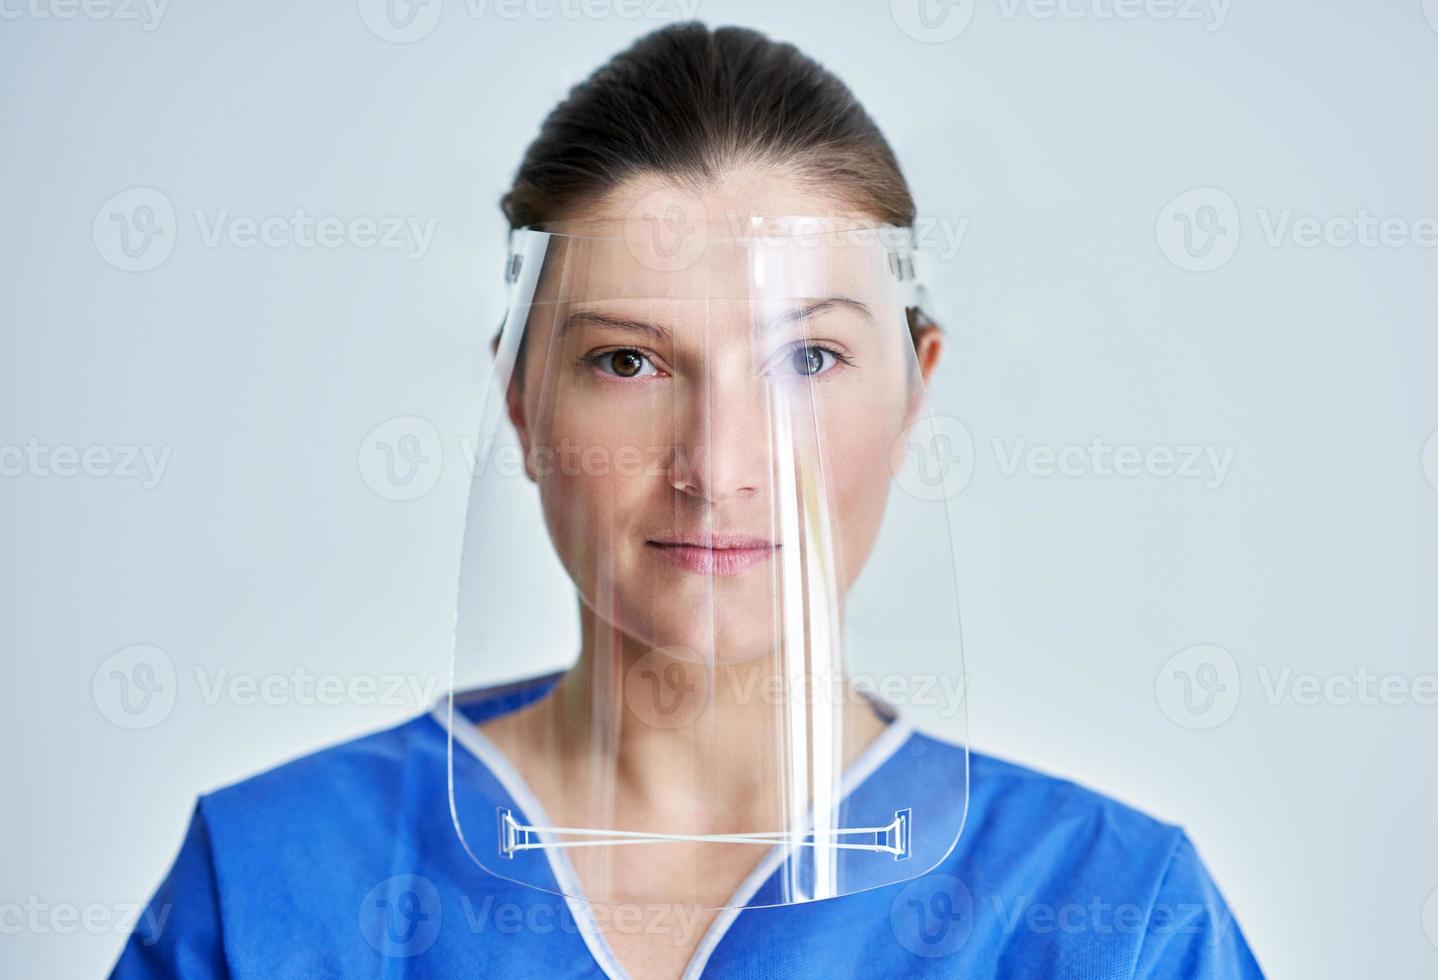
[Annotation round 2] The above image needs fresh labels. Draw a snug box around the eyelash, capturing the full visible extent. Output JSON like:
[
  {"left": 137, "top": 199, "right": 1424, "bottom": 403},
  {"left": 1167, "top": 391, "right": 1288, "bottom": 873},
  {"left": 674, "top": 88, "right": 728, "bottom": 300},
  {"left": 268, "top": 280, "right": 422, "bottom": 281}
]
[
  {"left": 791, "top": 345, "right": 855, "bottom": 377},
  {"left": 581, "top": 344, "right": 854, "bottom": 380},
  {"left": 581, "top": 348, "right": 665, "bottom": 380}
]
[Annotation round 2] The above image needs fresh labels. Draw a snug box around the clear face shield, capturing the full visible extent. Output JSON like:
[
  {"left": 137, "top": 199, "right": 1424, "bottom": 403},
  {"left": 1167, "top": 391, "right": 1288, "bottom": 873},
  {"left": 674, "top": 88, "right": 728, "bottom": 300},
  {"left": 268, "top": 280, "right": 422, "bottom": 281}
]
[{"left": 447, "top": 213, "right": 968, "bottom": 911}]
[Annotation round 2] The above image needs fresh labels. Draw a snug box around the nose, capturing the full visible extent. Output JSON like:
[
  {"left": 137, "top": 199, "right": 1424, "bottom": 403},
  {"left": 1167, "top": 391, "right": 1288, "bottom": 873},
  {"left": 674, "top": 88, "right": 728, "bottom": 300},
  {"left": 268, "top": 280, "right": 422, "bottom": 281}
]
[{"left": 668, "top": 374, "right": 771, "bottom": 504}]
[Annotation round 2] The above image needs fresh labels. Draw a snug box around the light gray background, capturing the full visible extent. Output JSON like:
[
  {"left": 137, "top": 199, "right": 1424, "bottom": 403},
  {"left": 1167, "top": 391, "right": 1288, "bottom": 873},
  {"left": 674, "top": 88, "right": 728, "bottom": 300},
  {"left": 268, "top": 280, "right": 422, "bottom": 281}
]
[{"left": 4, "top": 1, "right": 1438, "bottom": 977}]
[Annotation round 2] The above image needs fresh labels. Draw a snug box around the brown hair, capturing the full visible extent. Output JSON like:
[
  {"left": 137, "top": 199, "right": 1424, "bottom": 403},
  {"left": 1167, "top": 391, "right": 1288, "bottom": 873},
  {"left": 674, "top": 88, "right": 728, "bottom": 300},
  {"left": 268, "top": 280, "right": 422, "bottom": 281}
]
[
  {"left": 495, "top": 23, "right": 935, "bottom": 376},
  {"left": 502, "top": 22, "right": 916, "bottom": 231}
]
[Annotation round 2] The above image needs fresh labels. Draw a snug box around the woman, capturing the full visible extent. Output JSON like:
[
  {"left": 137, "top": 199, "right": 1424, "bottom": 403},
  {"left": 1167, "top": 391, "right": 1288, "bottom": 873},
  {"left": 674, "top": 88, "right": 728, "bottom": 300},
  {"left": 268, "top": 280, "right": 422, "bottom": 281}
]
[{"left": 113, "top": 23, "right": 1263, "bottom": 980}]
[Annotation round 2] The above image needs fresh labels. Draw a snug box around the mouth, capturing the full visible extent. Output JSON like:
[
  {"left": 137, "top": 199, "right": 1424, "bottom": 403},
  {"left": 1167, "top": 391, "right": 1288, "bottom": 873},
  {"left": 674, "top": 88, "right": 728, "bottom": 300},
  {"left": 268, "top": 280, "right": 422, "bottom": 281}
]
[{"left": 646, "top": 534, "right": 779, "bottom": 577}]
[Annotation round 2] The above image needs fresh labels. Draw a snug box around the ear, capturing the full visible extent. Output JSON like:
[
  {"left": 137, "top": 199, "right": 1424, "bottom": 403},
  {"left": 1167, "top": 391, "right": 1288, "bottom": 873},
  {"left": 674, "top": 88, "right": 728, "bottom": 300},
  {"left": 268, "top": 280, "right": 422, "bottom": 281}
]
[
  {"left": 492, "top": 322, "right": 540, "bottom": 483},
  {"left": 903, "top": 320, "right": 945, "bottom": 423},
  {"left": 913, "top": 321, "right": 944, "bottom": 387},
  {"left": 503, "top": 373, "right": 537, "bottom": 484}
]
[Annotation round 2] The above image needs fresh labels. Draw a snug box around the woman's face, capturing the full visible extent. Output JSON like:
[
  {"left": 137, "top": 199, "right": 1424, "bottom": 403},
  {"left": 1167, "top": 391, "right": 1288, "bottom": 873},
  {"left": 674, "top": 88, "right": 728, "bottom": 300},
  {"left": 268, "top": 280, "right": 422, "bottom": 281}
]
[{"left": 506, "top": 173, "right": 940, "bottom": 664}]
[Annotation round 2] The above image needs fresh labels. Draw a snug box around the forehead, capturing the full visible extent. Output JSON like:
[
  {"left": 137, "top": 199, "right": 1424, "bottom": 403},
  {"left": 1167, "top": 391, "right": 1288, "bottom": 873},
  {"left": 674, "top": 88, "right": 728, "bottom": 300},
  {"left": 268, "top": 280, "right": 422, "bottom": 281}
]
[
  {"left": 531, "top": 232, "right": 896, "bottom": 305},
  {"left": 565, "top": 166, "right": 872, "bottom": 229},
  {"left": 519, "top": 242, "right": 899, "bottom": 361}
]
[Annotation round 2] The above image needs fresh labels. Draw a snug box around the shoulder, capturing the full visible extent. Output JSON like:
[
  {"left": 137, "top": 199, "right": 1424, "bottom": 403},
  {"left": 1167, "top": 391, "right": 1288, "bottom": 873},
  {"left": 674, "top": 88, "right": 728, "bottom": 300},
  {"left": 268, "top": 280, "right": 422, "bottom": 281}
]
[
  {"left": 953, "top": 741, "right": 1189, "bottom": 890},
  {"left": 188, "top": 681, "right": 556, "bottom": 856},
  {"left": 187, "top": 710, "right": 457, "bottom": 913},
  {"left": 901, "top": 730, "right": 1185, "bottom": 855},
  {"left": 904, "top": 736, "right": 1264, "bottom": 977},
  {"left": 873, "top": 729, "right": 1189, "bottom": 902},
  {"left": 967, "top": 744, "right": 1184, "bottom": 848},
  {"left": 897, "top": 732, "right": 1188, "bottom": 906},
  {"left": 110, "top": 711, "right": 462, "bottom": 978},
  {"left": 203, "top": 711, "right": 442, "bottom": 814},
  {"left": 187, "top": 710, "right": 466, "bottom": 911},
  {"left": 198, "top": 680, "right": 551, "bottom": 822}
]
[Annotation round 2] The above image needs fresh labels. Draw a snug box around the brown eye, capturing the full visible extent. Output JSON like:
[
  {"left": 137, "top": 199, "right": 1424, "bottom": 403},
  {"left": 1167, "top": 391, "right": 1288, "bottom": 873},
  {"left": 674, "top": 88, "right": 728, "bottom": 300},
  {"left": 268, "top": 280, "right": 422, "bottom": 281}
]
[
  {"left": 612, "top": 351, "right": 643, "bottom": 377},
  {"left": 594, "top": 349, "right": 657, "bottom": 379}
]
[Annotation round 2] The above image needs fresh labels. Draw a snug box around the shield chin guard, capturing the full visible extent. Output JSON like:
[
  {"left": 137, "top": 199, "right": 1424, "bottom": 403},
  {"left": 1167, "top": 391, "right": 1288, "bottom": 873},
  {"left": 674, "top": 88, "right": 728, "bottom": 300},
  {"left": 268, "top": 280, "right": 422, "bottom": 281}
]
[
  {"left": 494, "top": 805, "right": 914, "bottom": 860},
  {"left": 447, "top": 215, "right": 968, "bottom": 910}
]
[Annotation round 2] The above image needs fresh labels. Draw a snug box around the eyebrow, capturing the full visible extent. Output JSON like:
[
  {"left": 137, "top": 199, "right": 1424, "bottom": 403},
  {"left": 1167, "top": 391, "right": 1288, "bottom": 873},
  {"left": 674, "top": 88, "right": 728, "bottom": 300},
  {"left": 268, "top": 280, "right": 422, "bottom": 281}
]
[
  {"left": 765, "top": 298, "right": 873, "bottom": 334},
  {"left": 561, "top": 309, "right": 670, "bottom": 342},
  {"left": 561, "top": 297, "right": 872, "bottom": 341}
]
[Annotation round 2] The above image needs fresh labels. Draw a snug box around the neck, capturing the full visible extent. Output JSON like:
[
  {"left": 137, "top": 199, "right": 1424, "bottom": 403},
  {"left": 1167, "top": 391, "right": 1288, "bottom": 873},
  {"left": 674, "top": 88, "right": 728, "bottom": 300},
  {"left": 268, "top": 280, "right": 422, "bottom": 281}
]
[{"left": 523, "top": 599, "right": 887, "bottom": 831}]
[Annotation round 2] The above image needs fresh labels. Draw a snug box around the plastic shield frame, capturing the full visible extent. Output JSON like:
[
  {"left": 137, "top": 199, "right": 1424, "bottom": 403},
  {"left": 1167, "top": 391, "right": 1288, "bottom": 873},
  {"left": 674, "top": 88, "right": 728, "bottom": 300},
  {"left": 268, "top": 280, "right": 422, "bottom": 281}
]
[{"left": 447, "top": 214, "right": 968, "bottom": 911}]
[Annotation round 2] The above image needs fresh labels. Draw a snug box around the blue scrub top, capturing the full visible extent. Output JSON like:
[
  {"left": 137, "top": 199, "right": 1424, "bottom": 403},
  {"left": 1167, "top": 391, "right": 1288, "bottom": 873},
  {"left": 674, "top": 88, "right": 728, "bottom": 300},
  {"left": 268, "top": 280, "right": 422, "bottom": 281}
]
[{"left": 110, "top": 679, "right": 1264, "bottom": 978}]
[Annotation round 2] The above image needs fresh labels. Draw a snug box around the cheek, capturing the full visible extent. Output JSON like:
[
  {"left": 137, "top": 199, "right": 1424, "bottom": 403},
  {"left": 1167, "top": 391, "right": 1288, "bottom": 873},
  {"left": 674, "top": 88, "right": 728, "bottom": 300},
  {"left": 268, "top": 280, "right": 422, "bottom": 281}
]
[
  {"left": 535, "top": 408, "right": 657, "bottom": 570},
  {"left": 822, "top": 398, "right": 907, "bottom": 588}
]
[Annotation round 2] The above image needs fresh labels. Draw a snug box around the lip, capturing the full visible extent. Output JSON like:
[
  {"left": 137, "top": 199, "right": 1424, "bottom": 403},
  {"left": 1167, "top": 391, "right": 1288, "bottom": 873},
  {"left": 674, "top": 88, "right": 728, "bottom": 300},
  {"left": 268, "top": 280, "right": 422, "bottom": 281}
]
[{"left": 646, "top": 535, "right": 778, "bottom": 577}]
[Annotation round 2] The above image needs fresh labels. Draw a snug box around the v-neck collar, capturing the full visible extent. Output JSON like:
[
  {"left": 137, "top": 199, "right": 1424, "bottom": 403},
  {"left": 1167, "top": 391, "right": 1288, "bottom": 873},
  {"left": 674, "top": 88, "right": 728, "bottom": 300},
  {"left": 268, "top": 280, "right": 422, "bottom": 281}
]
[{"left": 432, "top": 688, "right": 916, "bottom": 980}]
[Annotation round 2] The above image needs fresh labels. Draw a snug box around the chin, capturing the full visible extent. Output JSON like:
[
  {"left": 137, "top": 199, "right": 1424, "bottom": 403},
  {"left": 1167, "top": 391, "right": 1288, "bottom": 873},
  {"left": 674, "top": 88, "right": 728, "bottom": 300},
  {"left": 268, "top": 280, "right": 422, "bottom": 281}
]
[{"left": 620, "top": 610, "right": 778, "bottom": 668}]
